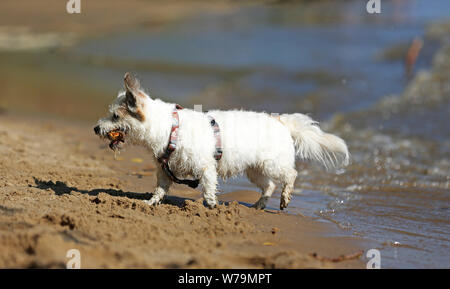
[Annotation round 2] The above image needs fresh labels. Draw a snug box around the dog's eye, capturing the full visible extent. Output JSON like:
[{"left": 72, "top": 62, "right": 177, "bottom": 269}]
[{"left": 112, "top": 113, "right": 119, "bottom": 121}]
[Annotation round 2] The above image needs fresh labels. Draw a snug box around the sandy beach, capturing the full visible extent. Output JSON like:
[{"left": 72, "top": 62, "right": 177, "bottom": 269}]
[
  {"left": 0, "top": 0, "right": 448, "bottom": 269},
  {"left": 0, "top": 113, "right": 365, "bottom": 268}
]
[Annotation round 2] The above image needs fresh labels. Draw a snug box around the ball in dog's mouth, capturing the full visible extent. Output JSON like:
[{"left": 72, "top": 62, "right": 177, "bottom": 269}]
[{"left": 107, "top": 130, "right": 125, "bottom": 151}]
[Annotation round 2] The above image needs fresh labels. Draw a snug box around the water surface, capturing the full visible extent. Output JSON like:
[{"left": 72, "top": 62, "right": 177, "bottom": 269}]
[{"left": 68, "top": 0, "right": 450, "bottom": 268}]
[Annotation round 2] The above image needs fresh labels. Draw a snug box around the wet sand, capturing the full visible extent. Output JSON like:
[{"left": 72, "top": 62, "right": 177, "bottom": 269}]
[{"left": 0, "top": 113, "right": 364, "bottom": 268}]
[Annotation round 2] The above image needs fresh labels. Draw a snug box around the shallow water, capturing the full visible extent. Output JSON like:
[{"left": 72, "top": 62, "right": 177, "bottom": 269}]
[{"left": 66, "top": 0, "right": 450, "bottom": 268}]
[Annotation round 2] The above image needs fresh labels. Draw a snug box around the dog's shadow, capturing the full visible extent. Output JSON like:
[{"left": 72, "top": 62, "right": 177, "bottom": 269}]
[
  {"left": 33, "top": 178, "right": 274, "bottom": 211},
  {"left": 32, "top": 178, "right": 191, "bottom": 208}
]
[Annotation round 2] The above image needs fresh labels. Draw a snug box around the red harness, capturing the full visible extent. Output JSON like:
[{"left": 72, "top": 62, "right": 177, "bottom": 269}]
[{"left": 157, "top": 104, "right": 222, "bottom": 188}]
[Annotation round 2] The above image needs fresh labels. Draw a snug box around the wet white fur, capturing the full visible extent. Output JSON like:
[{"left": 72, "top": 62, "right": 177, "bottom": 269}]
[{"left": 96, "top": 86, "right": 349, "bottom": 210}]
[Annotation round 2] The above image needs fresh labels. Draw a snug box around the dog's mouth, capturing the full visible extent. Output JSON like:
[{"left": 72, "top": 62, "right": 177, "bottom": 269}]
[{"left": 106, "top": 129, "right": 125, "bottom": 151}]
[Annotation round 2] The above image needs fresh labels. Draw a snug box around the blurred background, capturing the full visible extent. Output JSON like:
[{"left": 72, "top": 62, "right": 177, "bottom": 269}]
[{"left": 0, "top": 0, "right": 448, "bottom": 268}]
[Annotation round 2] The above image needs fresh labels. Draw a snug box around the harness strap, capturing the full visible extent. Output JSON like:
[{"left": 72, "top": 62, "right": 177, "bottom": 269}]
[
  {"left": 208, "top": 115, "right": 223, "bottom": 161},
  {"left": 157, "top": 104, "right": 222, "bottom": 188}
]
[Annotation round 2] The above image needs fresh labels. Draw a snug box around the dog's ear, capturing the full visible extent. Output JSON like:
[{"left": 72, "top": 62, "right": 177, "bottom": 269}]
[
  {"left": 124, "top": 72, "right": 143, "bottom": 108},
  {"left": 124, "top": 72, "right": 140, "bottom": 93}
]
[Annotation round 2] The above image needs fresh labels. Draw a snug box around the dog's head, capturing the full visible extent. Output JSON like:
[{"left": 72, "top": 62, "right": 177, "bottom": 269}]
[{"left": 94, "top": 72, "right": 149, "bottom": 150}]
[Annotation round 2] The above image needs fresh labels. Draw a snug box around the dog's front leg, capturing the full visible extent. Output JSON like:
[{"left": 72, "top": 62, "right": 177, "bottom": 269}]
[
  {"left": 200, "top": 166, "right": 218, "bottom": 209},
  {"left": 144, "top": 167, "right": 172, "bottom": 206}
]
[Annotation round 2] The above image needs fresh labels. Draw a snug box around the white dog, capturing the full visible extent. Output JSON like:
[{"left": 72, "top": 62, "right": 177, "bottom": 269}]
[{"left": 94, "top": 73, "right": 349, "bottom": 210}]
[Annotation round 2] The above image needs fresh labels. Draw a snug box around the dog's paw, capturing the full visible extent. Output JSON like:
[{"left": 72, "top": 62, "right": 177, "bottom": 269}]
[
  {"left": 204, "top": 200, "right": 217, "bottom": 209},
  {"left": 252, "top": 196, "right": 268, "bottom": 210},
  {"left": 203, "top": 195, "right": 218, "bottom": 209},
  {"left": 280, "top": 199, "right": 290, "bottom": 210},
  {"left": 280, "top": 193, "right": 292, "bottom": 210},
  {"left": 143, "top": 198, "right": 162, "bottom": 206},
  {"left": 206, "top": 203, "right": 217, "bottom": 209}
]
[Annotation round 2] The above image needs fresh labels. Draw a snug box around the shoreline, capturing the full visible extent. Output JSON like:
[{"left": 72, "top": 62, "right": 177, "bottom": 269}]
[{"left": 0, "top": 113, "right": 365, "bottom": 268}]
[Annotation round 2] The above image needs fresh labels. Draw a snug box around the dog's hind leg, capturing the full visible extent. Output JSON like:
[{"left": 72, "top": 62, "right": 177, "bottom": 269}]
[
  {"left": 280, "top": 168, "right": 297, "bottom": 210},
  {"left": 253, "top": 181, "right": 276, "bottom": 210},
  {"left": 246, "top": 169, "right": 276, "bottom": 210},
  {"left": 145, "top": 167, "right": 172, "bottom": 206},
  {"left": 200, "top": 165, "right": 218, "bottom": 209}
]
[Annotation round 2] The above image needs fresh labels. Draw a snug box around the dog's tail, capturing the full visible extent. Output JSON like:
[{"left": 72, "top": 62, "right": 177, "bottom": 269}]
[{"left": 280, "top": 113, "right": 349, "bottom": 170}]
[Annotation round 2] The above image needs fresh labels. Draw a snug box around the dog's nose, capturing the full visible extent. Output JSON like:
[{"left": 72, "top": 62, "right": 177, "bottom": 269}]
[{"left": 94, "top": 125, "right": 100, "bottom": 135}]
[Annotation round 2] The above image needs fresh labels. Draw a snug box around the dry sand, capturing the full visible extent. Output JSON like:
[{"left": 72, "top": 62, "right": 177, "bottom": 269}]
[{"left": 0, "top": 112, "right": 365, "bottom": 268}]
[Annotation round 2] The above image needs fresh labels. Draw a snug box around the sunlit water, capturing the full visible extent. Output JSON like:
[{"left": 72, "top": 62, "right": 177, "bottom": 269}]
[{"left": 69, "top": 0, "right": 449, "bottom": 268}]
